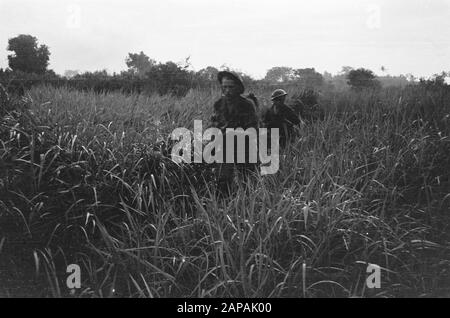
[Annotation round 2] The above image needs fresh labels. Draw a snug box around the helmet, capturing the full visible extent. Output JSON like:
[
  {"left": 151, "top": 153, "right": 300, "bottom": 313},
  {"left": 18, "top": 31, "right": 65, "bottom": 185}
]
[
  {"left": 218, "top": 71, "right": 245, "bottom": 95},
  {"left": 271, "top": 89, "right": 288, "bottom": 101}
]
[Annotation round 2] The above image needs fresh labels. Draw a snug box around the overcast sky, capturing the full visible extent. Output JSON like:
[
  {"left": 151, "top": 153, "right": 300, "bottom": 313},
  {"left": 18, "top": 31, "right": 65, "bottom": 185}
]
[{"left": 1, "top": 0, "right": 449, "bottom": 78}]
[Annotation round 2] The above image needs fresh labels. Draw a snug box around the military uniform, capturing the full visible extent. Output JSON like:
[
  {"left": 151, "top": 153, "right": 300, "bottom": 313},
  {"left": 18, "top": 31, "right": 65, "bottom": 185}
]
[
  {"left": 210, "top": 95, "right": 259, "bottom": 192},
  {"left": 262, "top": 103, "right": 300, "bottom": 148},
  {"left": 211, "top": 95, "right": 259, "bottom": 131}
]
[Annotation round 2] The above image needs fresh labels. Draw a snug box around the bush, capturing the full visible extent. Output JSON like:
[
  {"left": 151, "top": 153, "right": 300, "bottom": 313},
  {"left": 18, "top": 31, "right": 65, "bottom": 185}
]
[
  {"left": 347, "top": 68, "right": 381, "bottom": 90},
  {"left": 290, "top": 89, "right": 324, "bottom": 122}
]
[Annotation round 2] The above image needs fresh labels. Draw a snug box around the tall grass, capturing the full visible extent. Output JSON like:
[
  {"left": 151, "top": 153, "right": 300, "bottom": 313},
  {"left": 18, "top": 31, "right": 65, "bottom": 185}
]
[{"left": 1, "top": 84, "right": 449, "bottom": 297}]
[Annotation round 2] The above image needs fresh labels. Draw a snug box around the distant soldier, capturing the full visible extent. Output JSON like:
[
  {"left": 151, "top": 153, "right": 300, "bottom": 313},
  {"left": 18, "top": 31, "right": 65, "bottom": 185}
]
[
  {"left": 262, "top": 89, "right": 301, "bottom": 148},
  {"left": 210, "top": 71, "right": 259, "bottom": 192}
]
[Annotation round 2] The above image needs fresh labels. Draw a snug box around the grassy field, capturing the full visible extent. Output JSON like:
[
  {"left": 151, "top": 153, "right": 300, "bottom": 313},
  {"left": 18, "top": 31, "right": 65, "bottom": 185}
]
[{"left": 1, "top": 84, "right": 450, "bottom": 297}]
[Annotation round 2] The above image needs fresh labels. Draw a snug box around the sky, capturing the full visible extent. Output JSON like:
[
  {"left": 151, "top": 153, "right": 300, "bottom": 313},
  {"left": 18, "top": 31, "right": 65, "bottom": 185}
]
[{"left": 0, "top": 0, "right": 449, "bottom": 79}]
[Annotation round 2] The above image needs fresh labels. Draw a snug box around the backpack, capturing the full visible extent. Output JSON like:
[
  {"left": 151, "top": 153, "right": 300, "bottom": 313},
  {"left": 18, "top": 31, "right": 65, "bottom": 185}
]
[{"left": 245, "top": 92, "right": 259, "bottom": 109}]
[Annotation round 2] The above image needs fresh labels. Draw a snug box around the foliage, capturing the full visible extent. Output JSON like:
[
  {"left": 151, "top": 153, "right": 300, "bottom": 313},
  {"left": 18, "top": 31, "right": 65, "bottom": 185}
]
[
  {"left": 197, "top": 66, "right": 219, "bottom": 82},
  {"left": 7, "top": 34, "right": 50, "bottom": 74},
  {"left": 63, "top": 70, "right": 80, "bottom": 79},
  {"left": 290, "top": 89, "right": 324, "bottom": 122},
  {"left": 419, "top": 72, "right": 449, "bottom": 90},
  {"left": 145, "top": 61, "right": 194, "bottom": 96},
  {"left": 293, "top": 68, "right": 324, "bottom": 88},
  {"left": 1, "top": 84, "right": 450, "bottom": 297},
  {"left": 125, "top": 51, "right": 157, "bottom": 78},
  {"left": 264, "top": 66, "right": 295, "bottom": 82},
  {"left": 347, "top": 68, "right": 381, "bottom": 90}
]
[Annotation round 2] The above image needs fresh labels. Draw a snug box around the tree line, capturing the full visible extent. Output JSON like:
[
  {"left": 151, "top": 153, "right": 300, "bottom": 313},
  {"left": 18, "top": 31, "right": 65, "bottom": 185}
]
[{"left": 1, "top": 34, "right": 448, "bottom": 97}]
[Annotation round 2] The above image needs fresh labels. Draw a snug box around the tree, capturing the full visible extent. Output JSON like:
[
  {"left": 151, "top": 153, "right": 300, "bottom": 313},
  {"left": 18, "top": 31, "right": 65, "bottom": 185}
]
[
  {"left": 419, "top": 71, "right": 449, "bottom": 88},
  {"left": 264, "top": 66, "right": 295, "bottom": 82},
  {"left": 125, "top": 51, "right": 156, "bottom": 77},
  {"left": 323, "top": 71, "right": 333, "bottom": 81},
  {"left": 7, "top": 34, "right": 50, "bottom": 74},
  {"left": 405, "top": 73, "right": 417, "bottom": 82},
  {"left": 293, "top": 68, "right": 324, "bottom": 88},
  {"left": 177, "top": 56, "right": 192, "bottom": 71},
  {"left": 377, "top": 74, "right": 410, "bottom": 87},
  {"left": 197, "top": 66, "right": 219, "bottom": 81},
  {"left": 347, "top": 68, "right": 380, "bottom": 90},
  {"left": 146, "top": 61, "right": 192, "bottom": 96},
  {"left": 64, "top": 70, "right": 80, "bottom": 79},
  {"left": 340, "top": 66, "right": 354, "bottom": 75},
  {"left": 431, "top": 71, "right": 449, "bottom": 85}
]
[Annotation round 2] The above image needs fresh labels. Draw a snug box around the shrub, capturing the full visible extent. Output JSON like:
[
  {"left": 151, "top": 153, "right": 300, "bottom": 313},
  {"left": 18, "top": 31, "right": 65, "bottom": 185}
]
[{"left": 347, "top": 68, "right": 381, "bottom": 90}]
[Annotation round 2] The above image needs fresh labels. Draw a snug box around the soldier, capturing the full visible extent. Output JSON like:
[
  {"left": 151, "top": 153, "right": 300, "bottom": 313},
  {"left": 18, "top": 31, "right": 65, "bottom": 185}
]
[
  {"left": 262, "top": 89, "right": 301, "bottom": 148},
  {"left": 210, "top": 71, "right": 259, "bottom": 193}
]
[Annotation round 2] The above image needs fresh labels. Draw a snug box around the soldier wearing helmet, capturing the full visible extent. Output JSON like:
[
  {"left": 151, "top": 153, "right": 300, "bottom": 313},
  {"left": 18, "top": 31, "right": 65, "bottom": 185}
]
[
  {"left": 262, "top": 89, "right": 301, "bottom": 148},
  {"left": 209, "top": 71, "right": 259, "bottom": 193},
  {"left": 210, "top": 71, "right": 259, "bottom": 131}
]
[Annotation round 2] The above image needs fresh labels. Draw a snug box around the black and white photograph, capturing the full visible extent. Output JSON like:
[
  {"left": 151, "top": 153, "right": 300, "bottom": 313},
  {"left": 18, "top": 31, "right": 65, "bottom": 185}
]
[{"left": 0, "top": 0, "right": 450, "bottom": 300}]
